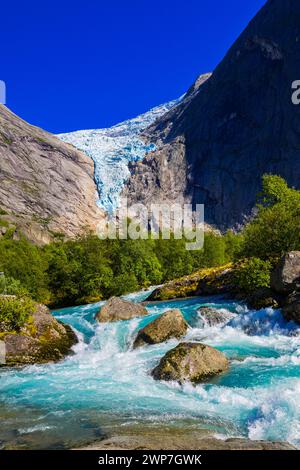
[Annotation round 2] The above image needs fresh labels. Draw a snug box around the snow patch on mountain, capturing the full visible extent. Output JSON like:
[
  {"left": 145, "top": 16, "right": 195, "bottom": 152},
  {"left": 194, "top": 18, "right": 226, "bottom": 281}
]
[{"left": 58, "top": 98, "right": 181, "bottom": 214}]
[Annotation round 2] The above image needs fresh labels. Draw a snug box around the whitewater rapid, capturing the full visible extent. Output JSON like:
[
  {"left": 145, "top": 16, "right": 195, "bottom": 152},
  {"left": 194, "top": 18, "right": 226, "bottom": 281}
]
[{"left": 0, "top": 292, "right": 299, "bottom": 449}]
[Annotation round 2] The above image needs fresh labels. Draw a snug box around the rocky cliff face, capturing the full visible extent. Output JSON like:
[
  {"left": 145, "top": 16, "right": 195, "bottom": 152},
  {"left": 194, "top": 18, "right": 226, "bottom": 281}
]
[
  {"left": 124, "top": 0, "right": 300, "bottom": 229},
  {"left": 0, "top": 105, "right": 102, "bottom": 243}
]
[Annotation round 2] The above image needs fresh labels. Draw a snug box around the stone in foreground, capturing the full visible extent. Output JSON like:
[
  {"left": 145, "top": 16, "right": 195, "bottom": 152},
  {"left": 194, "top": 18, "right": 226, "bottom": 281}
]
[
  {"left": 152, "top": 342, "right": 228, "bottom": 384},
  {"left": 96, "top": 297, "right": 148, "bottom": 323},
  {"left": 271, "top": 252, "right": 300, "bottom": 294},
  {"left": 79, "top": 433, "right": 296, "bottom": 451},
  {"left": 2, "top": 304, "right": 78, "bottom": 366},
  {"left": 133, "top": 309, "right": 188, "bottom": 348}
]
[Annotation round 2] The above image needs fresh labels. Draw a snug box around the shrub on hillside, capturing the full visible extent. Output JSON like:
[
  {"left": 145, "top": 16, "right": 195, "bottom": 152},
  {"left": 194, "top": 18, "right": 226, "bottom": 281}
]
[
  {"left": 233, "top": 258, "right": 271, "bottom": 294},
  {"left": 3, "top": 277, "right": 31, "bottom": 297},
  {"left": 241, "top": 175, "right": 300, "bottom": 260},
  {"left": 0, "top": 296, "right": 36, "bottom": 332}
]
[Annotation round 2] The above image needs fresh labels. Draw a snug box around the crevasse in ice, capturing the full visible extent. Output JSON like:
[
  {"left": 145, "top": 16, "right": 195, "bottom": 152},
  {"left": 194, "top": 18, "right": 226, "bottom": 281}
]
[{"left": 58, "top": 98, "right": 181, "bottom": 214}]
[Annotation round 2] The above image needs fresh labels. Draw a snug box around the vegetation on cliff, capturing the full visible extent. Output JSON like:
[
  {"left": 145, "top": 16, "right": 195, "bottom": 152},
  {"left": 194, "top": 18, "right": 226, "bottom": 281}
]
[
  {"left": 149, "top": 175, "right": 300, "bottom": 302},
  {"left": 241, "top": 175, "right": 300, "bottom": 261},
  {"left": 0, "top": 231, "right": 237, "bottom": 307},
  {"left": 0, "top": 175, "right": 298, "bottom": 308},
  {"left": 0, "top": 296, "right": 35, "bottom": 333}
]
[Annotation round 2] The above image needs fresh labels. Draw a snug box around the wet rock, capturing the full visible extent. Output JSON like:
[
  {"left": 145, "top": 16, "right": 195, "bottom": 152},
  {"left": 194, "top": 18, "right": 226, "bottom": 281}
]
[
  {"left": 271, "top": 252, "right": 300, "bottom": 294},
  {"left": 246, "top": 287, "right": 280, "bottom": 310},
  {"left": 197, "top": 307, "right": 232, "bottom": 326},
  {"left": 133, "top": 309, "right": 188, "bottom": 348},
  {"left": 79, "top": 433, "right": 296, "bottom": 451},
  {"left": 282, "top": 293, "right": 300, "bottom": 325},
  {"left": 151, "top": 342, "right": 228, "bottom": 384},
  {"left": 2, "top": 304, "right": 78, "bottom": 366},
  {"left": 96, "top": 297, "right": 148, "bottom": 323}
]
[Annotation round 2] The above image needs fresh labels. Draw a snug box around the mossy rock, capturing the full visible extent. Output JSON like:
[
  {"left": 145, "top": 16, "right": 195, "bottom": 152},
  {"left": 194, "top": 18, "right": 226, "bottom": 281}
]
[
  {"left": 147, "top": 264, "right": 234, "bottom": 301},
  {"left": 1, "top": 304, "right": 78, "bottom": 366},
  {"left": 152, "top": 342, "right": 229, "bottom": 384},
  {"left": 133, "top": 309, "right": 188, "bottom": 348}
]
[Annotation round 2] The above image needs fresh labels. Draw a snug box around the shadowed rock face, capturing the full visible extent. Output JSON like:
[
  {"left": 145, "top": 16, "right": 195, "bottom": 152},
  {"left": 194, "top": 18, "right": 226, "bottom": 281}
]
[
  {"left": 271, "top": 251, "right": 300, "bottom": 294},
  {"left": 0, "top": 105, "right": 102, "bottom": 244},
  {"left": 282, "top": 292, "right": 300, "bottom": 325},
  {"left": 124, "top": 0, "right": 300, "bottom": 229},
  {"left": 283, "top": 293, "right": 300, "bottom": 324}
]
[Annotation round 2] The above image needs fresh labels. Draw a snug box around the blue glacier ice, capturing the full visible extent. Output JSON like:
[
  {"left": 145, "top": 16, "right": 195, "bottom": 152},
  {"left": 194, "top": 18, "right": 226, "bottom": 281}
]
[{"left": 58, "top": 98, "right": 181, "bottom": 214}]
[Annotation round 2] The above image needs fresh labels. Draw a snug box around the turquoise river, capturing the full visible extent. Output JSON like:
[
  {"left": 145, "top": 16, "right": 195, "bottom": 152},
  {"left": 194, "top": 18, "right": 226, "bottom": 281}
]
[{"left": 0, "top": 289, "right": 300, "bottom": 449}]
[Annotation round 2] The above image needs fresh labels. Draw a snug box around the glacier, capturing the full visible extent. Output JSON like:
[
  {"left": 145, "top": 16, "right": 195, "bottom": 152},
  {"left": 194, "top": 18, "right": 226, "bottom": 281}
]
[{"left": 58, "top": 98, "right": 181, "bottom": 214}]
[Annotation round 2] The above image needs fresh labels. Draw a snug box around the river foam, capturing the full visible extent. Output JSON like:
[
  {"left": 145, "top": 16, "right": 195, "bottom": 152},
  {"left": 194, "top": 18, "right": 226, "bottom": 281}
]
[{"left": 0, "top": 292, "right": 299, "bottom": 449}]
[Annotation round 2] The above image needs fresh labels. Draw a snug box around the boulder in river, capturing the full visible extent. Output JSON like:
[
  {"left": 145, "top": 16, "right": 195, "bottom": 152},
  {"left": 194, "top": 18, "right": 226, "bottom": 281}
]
[
  {"left": 133, "top": 309, "right": 188, "bottom": 348},
  {"left": 245, "top": 287, "right": 280, "bottom": 310},
  {"left": 96, "top": 296, "right": 148, "bottom": 323},
  {"left": 1, "top": 304, "right": 78, "bottom": 366},
  {"left": 271, "top": 252, "right": 300, "bottom": 294},
  {"left": 151, "top": 342, "right": 228, "bottom": 384},
  {"left": 282, "top": 293, "right": 300, "bottom": 325},
  {"left": 197, "top": 307, "right": 233, "bottom": 326}
]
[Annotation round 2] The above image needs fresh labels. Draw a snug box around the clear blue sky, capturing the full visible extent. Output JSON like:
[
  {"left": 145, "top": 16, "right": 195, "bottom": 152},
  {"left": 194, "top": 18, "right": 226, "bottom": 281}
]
[{"left": 1, "top": 0, "right": 266, "bottom": 134}]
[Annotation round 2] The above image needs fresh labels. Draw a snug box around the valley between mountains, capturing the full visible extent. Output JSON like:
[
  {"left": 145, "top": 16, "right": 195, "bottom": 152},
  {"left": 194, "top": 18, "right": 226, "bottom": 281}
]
[{"left": 1, "top": 0, "right": 300, "bottom": 451}]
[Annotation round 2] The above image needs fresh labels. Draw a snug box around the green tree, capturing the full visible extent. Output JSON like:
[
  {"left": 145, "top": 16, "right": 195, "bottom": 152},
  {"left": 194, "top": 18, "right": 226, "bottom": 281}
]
[
  {"left": 233, "top": 258, "right": 271, "bottom": 294},
  {"left": 154, "top": 236, "right": 194, "bottom": 281},
  {"left": 242, "top": 174, "right": 300, "bottom": 261},
  {"left": 0, "top": 238, "right": 49, "bottom": 302},
  {"left": 45, "top": 236, "right": 113, "bottom": 306}
]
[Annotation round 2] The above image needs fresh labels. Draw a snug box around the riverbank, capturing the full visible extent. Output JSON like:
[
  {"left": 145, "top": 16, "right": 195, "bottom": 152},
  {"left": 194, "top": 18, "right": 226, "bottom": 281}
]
[
  {"left": 1, "top": 290, "right": 299, "bottom": 450},
  {"left": 77, "top": 427, "right": 296, "bottom": 450}
]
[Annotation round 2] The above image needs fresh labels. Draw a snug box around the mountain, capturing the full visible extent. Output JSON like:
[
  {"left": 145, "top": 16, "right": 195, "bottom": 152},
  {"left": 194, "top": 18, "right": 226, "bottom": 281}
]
[
  {"left": 6, "top": 0, "right": 298, "bottom": 239},
  {"left": 59, "top": 97, "right": 182, "bottom": 214},
  {"left": 123, "top": 0, "right": 300, "bottom": 229},
  {"left": 0, "top": 105, "right": 102, "bottom": 244}
]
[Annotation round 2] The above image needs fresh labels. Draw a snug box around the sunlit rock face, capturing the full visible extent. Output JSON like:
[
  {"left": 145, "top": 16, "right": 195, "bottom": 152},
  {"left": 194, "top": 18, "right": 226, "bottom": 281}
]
[{"left": 0, "top": 104, "right": 102, "bottom": 244}]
